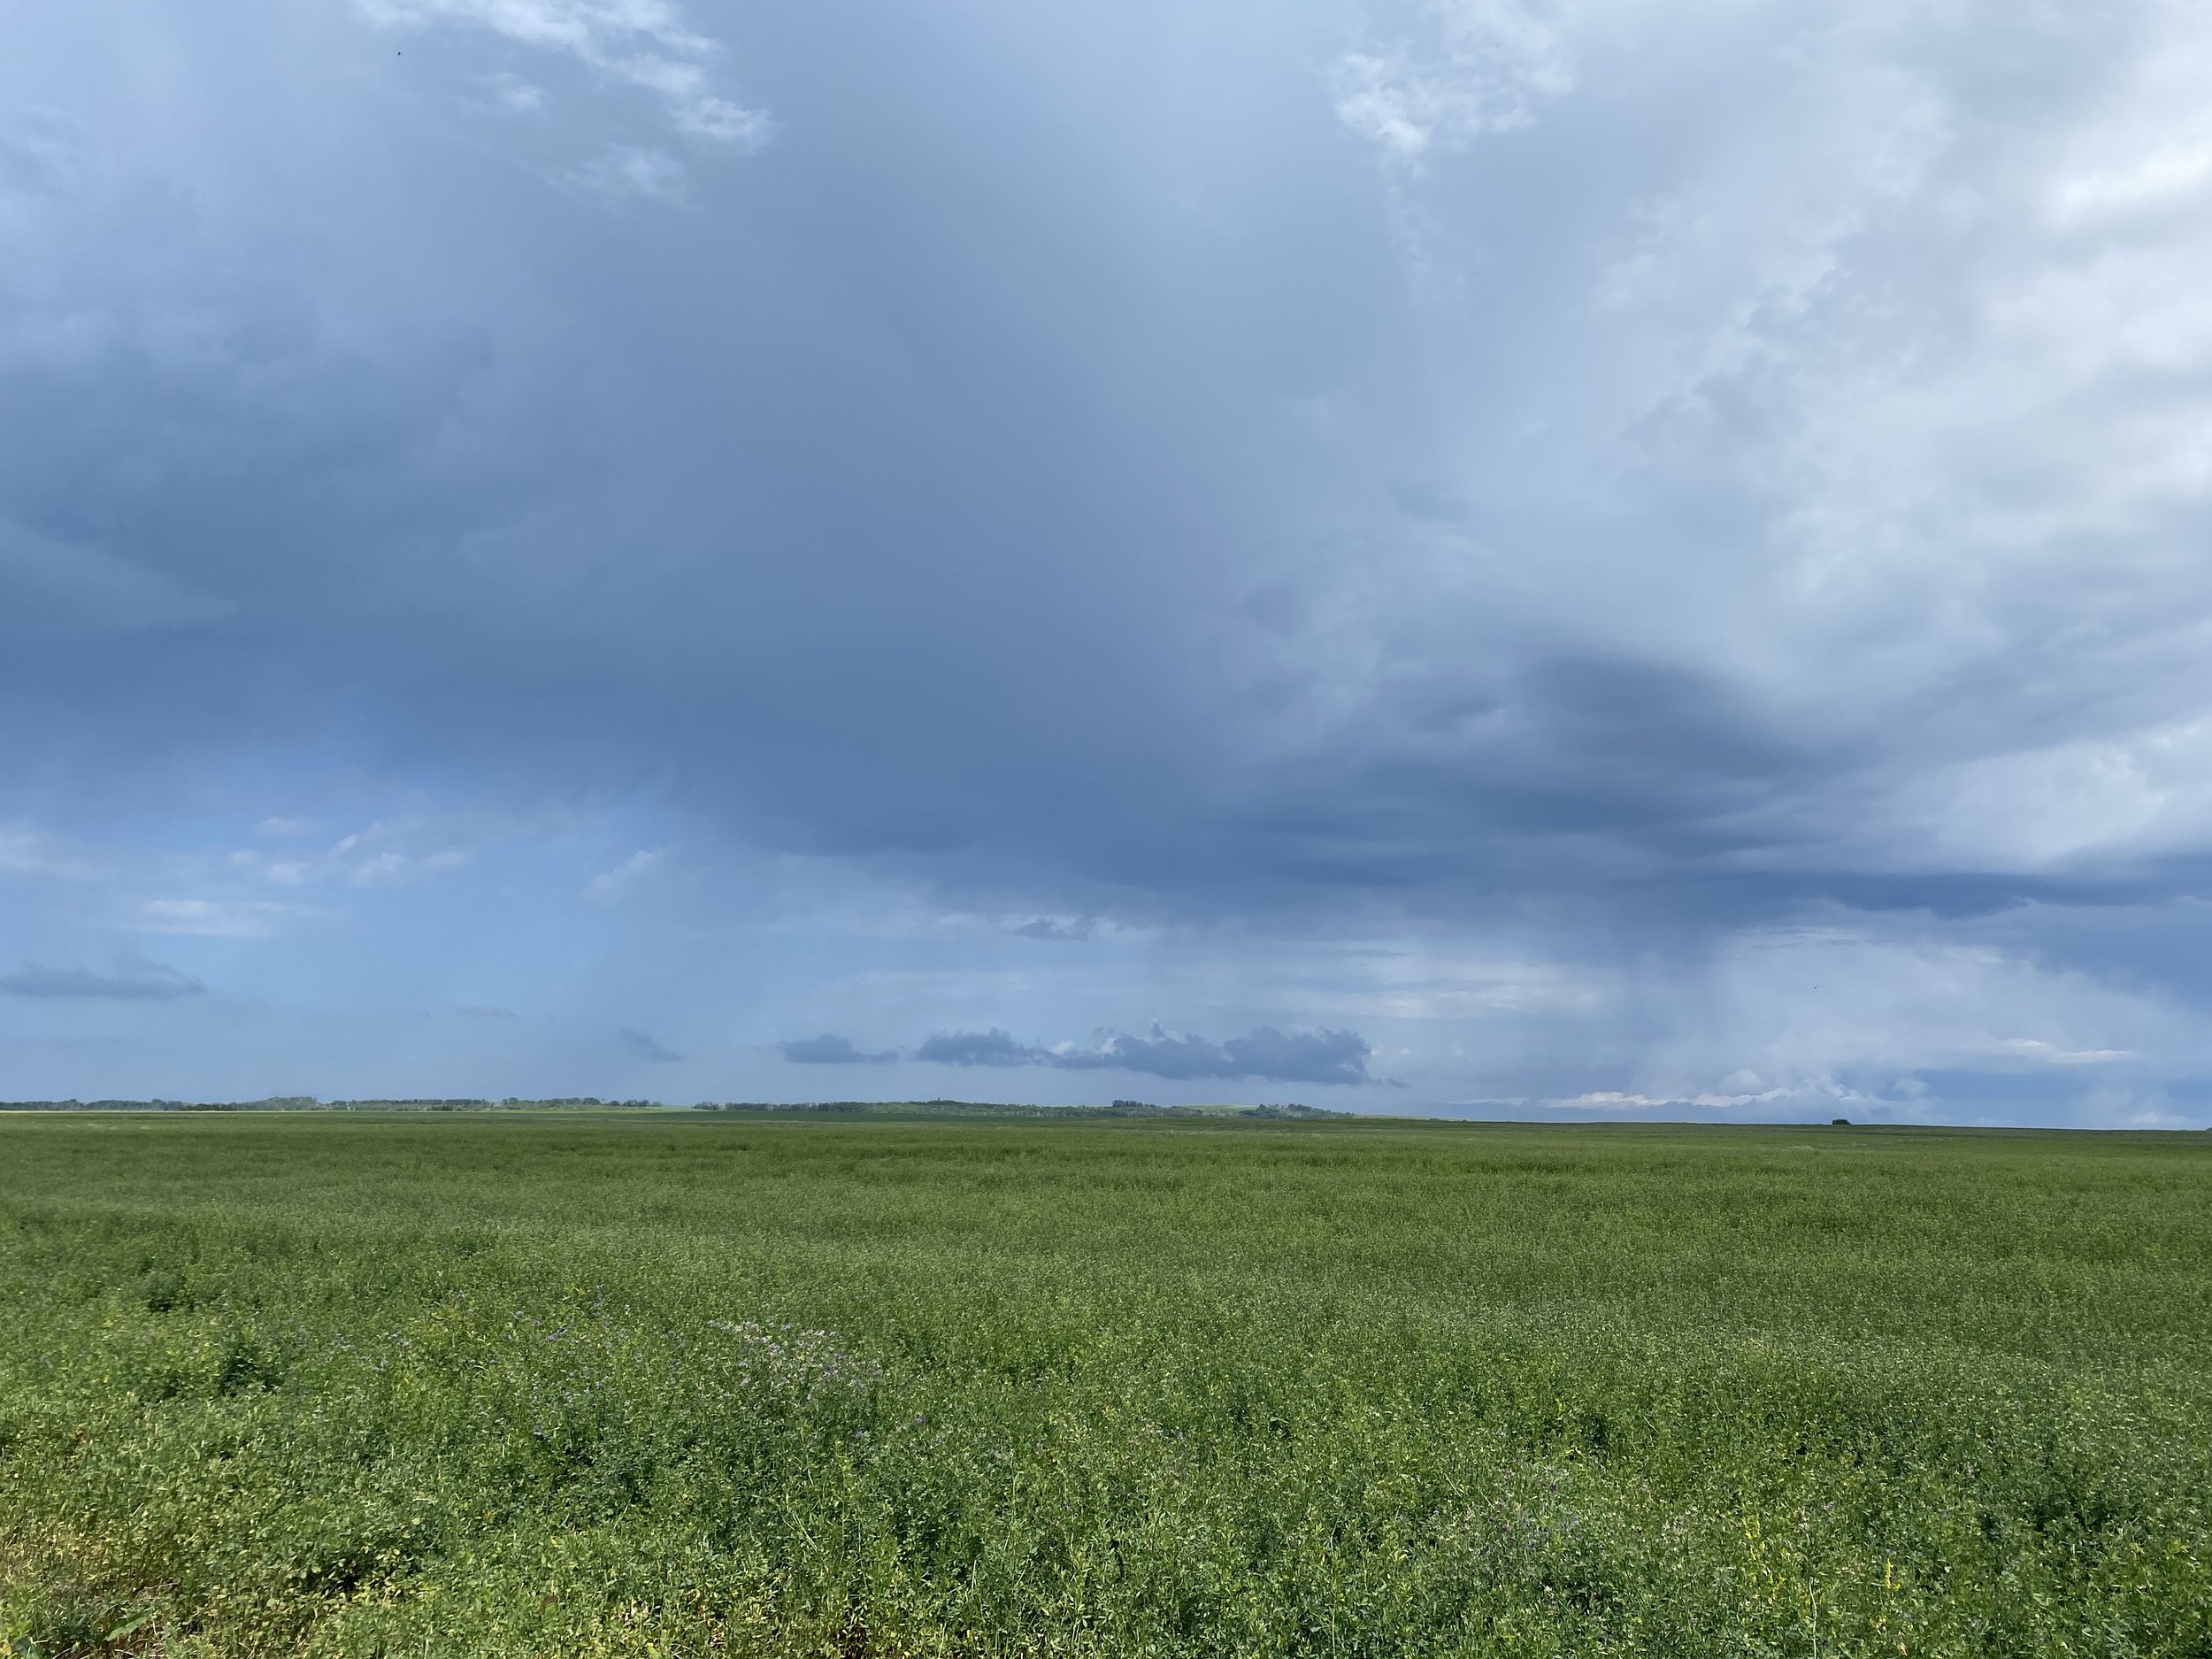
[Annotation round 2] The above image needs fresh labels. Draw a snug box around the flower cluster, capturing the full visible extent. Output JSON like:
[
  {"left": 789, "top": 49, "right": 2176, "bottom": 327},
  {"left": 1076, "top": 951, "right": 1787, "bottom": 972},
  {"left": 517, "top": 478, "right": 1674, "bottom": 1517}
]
[{"left": 705, "top": 1319, "right": 884, "bottom": 1398}]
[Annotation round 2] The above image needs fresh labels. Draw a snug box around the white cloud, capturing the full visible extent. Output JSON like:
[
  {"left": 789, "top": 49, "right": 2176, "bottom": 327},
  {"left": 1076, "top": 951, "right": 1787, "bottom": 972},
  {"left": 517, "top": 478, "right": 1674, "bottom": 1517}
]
[
  {"left": 1356, "top": 950, "right": 1609, "bottom": 1017},
  {"left": 136, "top": 897, "right": 316, "bottom": 938},
  {"left": 489, "top": 72, "right": 546, "bottom": 111},
  {"left": 1335, "top": 0, "right": 1579, "bottom": 163},
  {"left": 1612, "top": 924, "right": 2192, "bottom": 1106},
  {"left": 586, "top": 847, "right": 667, "bottom": 902},
  {"left": 357, "top": 0, "right": 772, "bottom": 149},
  {"left": 0, "top": 824, "right": 96, "bottom": 882},
  {"left": 1996, "top": 1039, "right": 2134, "bottom": 1066},
  {"left": 1893, "top": 717, "right": 2212, "bottom": 872},
  {"left": 225, "top": 819, "right": 478, "bottom": 889},
  {"left": 570, "top": 144, "right": 690, "bottom": 204},
  {"left": 1547, "top": 1088, "right": 1772, "bottom": 1110},
  {"left": 1319, "top": 0, "right": 2212, "bottom": 912}
]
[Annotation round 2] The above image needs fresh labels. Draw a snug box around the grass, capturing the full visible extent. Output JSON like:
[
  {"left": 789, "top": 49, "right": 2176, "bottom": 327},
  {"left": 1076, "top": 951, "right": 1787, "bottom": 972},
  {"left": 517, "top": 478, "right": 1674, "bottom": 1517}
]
[{"left": 2, "top": 1111, "right": 2208, "bottom": 1656}]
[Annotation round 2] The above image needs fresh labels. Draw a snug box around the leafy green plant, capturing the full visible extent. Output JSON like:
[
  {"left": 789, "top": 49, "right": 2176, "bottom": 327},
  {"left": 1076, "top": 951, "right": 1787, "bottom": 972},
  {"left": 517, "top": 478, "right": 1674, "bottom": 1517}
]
[{"left": 2, "top": 1115, "right": 2207, "bottom": 1655}]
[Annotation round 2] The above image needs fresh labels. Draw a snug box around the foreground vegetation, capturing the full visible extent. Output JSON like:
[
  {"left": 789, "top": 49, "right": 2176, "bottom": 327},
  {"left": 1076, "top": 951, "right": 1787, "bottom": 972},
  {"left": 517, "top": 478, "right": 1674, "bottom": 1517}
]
[{"left": 2, "top": 1113, "right": 2208, "bottom": 1655}]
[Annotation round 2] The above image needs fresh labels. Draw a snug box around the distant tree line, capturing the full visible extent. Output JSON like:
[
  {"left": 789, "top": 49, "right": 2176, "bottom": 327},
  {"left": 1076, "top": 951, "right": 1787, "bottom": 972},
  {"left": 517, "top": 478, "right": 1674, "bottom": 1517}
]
[
  {"left": 2, "top": 1095, "right": 1351, "bottom": 1119},
  {"left": 0, "top": 1096, "right": 661, "bottom": 1113},
  {"left": 692, "top": 1099, "right": 1348, "bottom": 1121}
]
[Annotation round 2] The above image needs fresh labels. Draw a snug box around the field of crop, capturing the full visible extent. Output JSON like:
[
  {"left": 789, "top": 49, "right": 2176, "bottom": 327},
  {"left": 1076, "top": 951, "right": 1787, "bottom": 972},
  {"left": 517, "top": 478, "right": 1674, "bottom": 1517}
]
[{"left": 2, "top": 1113, "right": 2208, "bottom": 1656}]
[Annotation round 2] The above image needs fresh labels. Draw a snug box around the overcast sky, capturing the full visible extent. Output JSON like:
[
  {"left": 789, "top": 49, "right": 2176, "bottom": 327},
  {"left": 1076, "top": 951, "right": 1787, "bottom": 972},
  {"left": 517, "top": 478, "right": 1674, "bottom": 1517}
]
[{"left": 6, "top": 0, "right": 2212, "bottom": 1124}]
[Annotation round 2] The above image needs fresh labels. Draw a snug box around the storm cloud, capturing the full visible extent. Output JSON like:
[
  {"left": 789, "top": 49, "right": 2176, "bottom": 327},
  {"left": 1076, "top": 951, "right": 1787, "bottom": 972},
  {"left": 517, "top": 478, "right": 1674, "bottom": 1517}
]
[
  {"left": 618, "top": 1029, "right": 684, "bottom": 1064},
  {"left": 4, "top": 1, "right": 2212, "bottom": 1121},
  {"left": 780, "top": 1034, "right": 897, "bottom": 1065},
  {"left": 911, "top": 1031, "right": 1040, "bottom": 1070},
  {"left": 1050, "top": 1028, "right": 1372, "bottom": 1087}
]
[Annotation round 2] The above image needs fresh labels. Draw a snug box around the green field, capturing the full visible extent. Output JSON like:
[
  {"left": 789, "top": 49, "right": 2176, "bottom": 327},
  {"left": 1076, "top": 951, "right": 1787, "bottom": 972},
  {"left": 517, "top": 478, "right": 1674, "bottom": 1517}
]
[{"left": 3, "top": 1114, "right": 2208, "bottom": 1656}]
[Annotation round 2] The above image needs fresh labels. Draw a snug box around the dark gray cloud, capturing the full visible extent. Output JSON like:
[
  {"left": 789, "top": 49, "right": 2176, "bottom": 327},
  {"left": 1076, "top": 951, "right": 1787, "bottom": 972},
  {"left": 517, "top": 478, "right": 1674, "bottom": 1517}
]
[
  {"left": 912, "top": 1030, "right": 1038, "bottom": 1069},
  {"left": 617, "top": 1028, "right": 683, "bottom": 1064},
  {"left": 778, "top": 1033, "right": 895, "bottom": 1065},
  {"left": 1054, "top": 1026, "right": 1373, "bottom": 1087},
  {"left": 0, "top": 954, "right": 205, "bottom": 1001},
  {"left": 2, "top": 1, "right": 2210, "bottom": 1121},
  {"left": 0, "top": 1, "right": 2162, "bottom": 941},
  {"left": 913, "top": 1025, "right": 1372, "bottom": 1086},
  {"left": 1012, "top": 917, "right": 1094, "bottom": 941}
]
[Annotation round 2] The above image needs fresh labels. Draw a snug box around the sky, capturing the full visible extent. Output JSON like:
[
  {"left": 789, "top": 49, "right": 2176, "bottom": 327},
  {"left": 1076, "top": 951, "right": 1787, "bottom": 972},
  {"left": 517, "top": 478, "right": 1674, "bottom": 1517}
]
[{"left": 5, "top": 0, "right": 2212, "bottom": 1125}]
